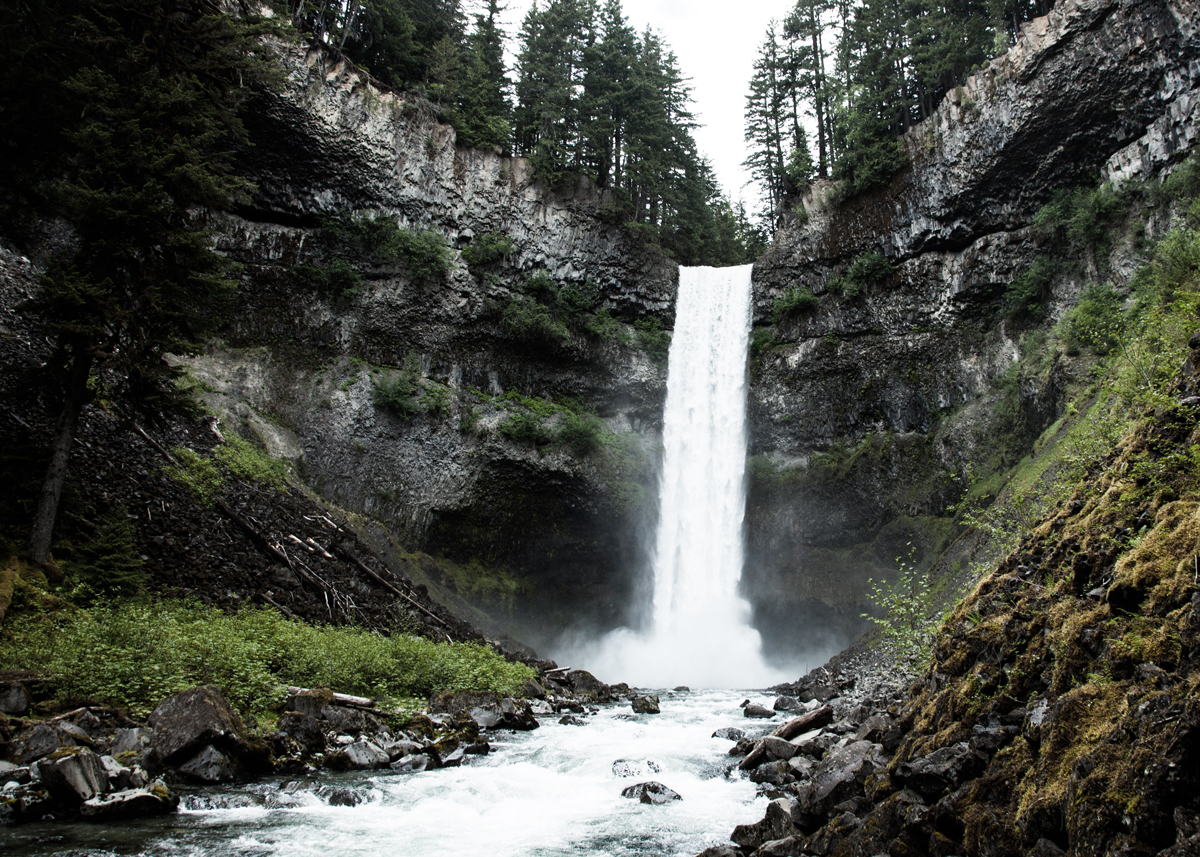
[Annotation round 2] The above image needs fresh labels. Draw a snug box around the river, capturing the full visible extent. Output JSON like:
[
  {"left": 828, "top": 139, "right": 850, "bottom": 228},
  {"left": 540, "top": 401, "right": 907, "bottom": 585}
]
[{"left": 2, "top": 689, "right": 773, "bottom": 857}]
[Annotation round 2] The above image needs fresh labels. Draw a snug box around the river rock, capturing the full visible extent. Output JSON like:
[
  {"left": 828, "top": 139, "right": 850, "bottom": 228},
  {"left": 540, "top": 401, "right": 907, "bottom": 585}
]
[
  {"left": 566, "top": 669, "right": 611, "bottom": 701},
  {"left": 496, "top": 698, "right": 539, "bottom": 730},
  {"left": 559, "top": 714, "right": 586, "bottom": 725},
  {"left": 895, "top": 741, "right": 987, "bottom": 800},
  {"left": 773, "top": 696, "right": 801, "bottom": 712},
  {"left": 0, "top": 682, "right": 30, "bottom": 715},
  {"left": 389, "top": 753, "right": 432, "bottom": 773},
  {"left": 6, "top": 722, "right": 77, "bottom": 765},
  {"left": 383, "top": 739, "right": 424, "bottom": 760},
  {"left": 326, "top": 739, "right": 390, "bottom": 771},
  {"left": 279, "top": 711, "right": 327, "bottom": 755},
  {"left": 631, "top": 695, "right": 660, "bottom": 714},
  {"left": 853, "top": 714, "right": 891, "bottom": 743},
  {"left": 613, "top": 759, "right": 662, "bottom": 778},
  {"left": 712, "top": 727, "right": 745, "bottom": 741},
  {"left": 810, "top": 740, "right": 885, "bottom": 810},
  {"left": 743, "top": 704, "right": 775, "bottom": 719},
  {"left": 178, "top": 745, "right": 240, "bottom": 784},
  {"left": 80, "top": 782, "right": 178, "bottom": 821},
  {"left": 35, "top": 746, "right": 108, "bottom": 805},
  {"left": 620, "top": 781, "right": 682, "bottom": 804},
  {"left": 285, "top": 687, "right": 334, "bottom": 718},
  {"left": 733, "top": 797, "right": 795, "bottom": 851},
  {"left": 148, "top": 686, "right": 267, "bottom": 771},
  {"left": 99, "top": 754, "right": 145, "bottom": 791},
  {"left": 0, "top": 760, "right": 31, "bottom": 784},
  {"left": 696, "top": 847, "right": 741, "bottom": 857}
]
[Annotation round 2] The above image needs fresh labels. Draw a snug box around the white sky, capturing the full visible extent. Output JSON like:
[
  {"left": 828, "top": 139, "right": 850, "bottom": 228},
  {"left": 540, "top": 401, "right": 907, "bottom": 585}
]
[{"left": 493, "top": 0, "right": 789, "bottom": 207}]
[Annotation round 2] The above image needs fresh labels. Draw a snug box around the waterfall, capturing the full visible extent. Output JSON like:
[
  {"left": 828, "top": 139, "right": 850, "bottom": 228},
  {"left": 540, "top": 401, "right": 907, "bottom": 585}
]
[{"left": 579, "top": 265, "right": 786, "bottom": 688}]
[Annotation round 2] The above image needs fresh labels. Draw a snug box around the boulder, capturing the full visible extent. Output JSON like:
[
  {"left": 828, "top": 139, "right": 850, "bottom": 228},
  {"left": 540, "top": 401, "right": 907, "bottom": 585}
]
[
  {"left": 321, "top": 705, "right": 369, "bottom": 736},
  {"left": 326, "top": 739, "right": 389, "bottom": 771},
  {"left": 754, "top": 836, "right": 802, "bottom": 857},
  {"left": 744, "top": 704, "right": 775, "bottom": 719},
  {"left": 389, "top": 753, "right": 432, "bottom": 773},
  {"left": 383, "top": 739, "right": 424, "bottom": 761},
  {"left": 712, "top": 727, "right": 745, "bottom": 741},
  {"left": 148, "top": 686, "right": 267, "bottom": 771},
  {"left": 81, "top": 783, "right": 178, "bottom": 821},
  {"left": 178, "top": 745, "right": 240, "bottom": 784},
  {"left": 613, "top": 759, "right": 662, "bottom": 778},
  {"left": 773, "top": 696, "right": 801, "bottom": 712},
  {"left": 469, "top": 706, "right": 503, "bottom": 728},
  {"left": 99, "top": 754, "right": 145, "bottom": 791},
  {"left": 6, "top": 722, "right": 77, "bottom": 765},
  {"left": 35, "top": 746, "right": 108, "bottom": 805},
  {"left": 895, "top": 742, "right": 987, "bottom": 800},
  {"left": 109, "top": 727, "right": 161, "bottom": 776},
  {"left": 0, "top": 683, "right": 30, "bottom": 715},
  {"left": 0, "top": 760, "right": 30, "bottom": 784},
  {"left": 566, "top": 669, "right": 612, "bottom": 701},
  {"left": 696, "top": 847, "right": 741, "bottom": 857},
  {"left": 741, "top": 735, "right": 800, "bottom": 770},
  {"left": 772, "top": 705, "right": 834, "bottom": 740},
  {"left": 632, "top": 695, "right": 660, "bottom": 714},
  {"left": 559, "top": 714, "right": 586, "bottom": 725},
  {"left": 749, "top": 760, "right": 795, "bottom": 786},
  {"left": 285, "top": 687, "right": 335, "bottom": 718},
  {"left": 810, "top": 740, "right": 884, "bottom": 809},
  {"left": 733, "top": 798, "right": 795, "bottom": 851},
  {"left": 620, "top": 781, "right": 682, "bottom": 804},
  {"left": 496, "top": 698, "right": 539, "bottom": 730},
  {"left": 464, "top": 741, "right": 491, "bottom": 755},
  {"left": 853, "top": 714, "right": 891, "bottom": 743},
  {"left": 278, "top": 711, "right": 327, "bottom": 755},
  {"left": 523, "top": 679, "right": 548, "bottom": 699}
]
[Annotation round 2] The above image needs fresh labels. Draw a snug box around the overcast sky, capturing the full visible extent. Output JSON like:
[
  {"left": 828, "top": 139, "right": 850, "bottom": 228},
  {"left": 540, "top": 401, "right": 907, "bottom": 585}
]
[{"left": 494, "top": 0, "right": 789, "bottom": 208}]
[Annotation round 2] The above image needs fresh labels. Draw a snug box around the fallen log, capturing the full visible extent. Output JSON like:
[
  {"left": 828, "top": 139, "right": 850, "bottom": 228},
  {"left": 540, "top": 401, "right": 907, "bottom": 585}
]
[
  {"left": 772, "top": 704, "right": 834, "bottom": 741},
  {"left": 285, "top": 686, "right": 376, "bottom": 709}
]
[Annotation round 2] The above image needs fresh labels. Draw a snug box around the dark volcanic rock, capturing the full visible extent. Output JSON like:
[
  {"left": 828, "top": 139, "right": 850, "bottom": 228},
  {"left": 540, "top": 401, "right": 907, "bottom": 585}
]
[
  {"left": 80, "top": 783, "right": 178, "bottom": 822},
  {"left": 35, "top": 747, "right": 108, "bottom": 805},
  {"left": 895, "top": 742, "right": 987, "bottom": 800},
  {"left": 712, "top": 727, "right": 745, "bottom": 741},
  {"left": 631, "top": 695, "right": 660, "bottom": 714},
  {"left": 620, "top": 781, "right": 682, "bottom": 804},
  {"left": 744, "top": 704, "right": 775, "bottom": 719},
  {"left": 148, "top": 686, "right": 268, "bottom": 771},
  {"left": 178, "top": 745, "right": 241, "bottom": 784}
]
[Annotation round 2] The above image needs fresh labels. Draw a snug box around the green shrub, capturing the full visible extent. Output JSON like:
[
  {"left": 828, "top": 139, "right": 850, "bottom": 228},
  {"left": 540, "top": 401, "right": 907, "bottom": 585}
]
[
  {"left": 0, "top": 601, "right": 535, "bottom": 715},
  {"left": 1060, "top": 283, "right": 1124, "bottom": 354},
  {"left": 322, "top": 213, "right": 450, "bottom": 280},
  {"left": 862, "top": 545, "right": 935, "bottom": 667},
  {"left": 558, "top": 280, "right": 599, "bottom": 316},
  {"left": 500, "top": 411, "right": 552, "bottom": 445},
  {"left": 837, "top": 252, "right": 896, "bottom": 298},
  {"left": 771, "top": 287, "right": 818, "bottom": 322},
  {"left": 164, "top": 447, "right": 224, "bottom": 506},
  {"left": 419, "top": 383, "right": 453, "bottom": 417},
  {"left": 584, "top": 308, "right": 629, "bottom": 342},
  {"left": 501, "top": 296, "right": 570, "bottom": 346},
  {"left": 373, "top": 357, "right": 422, "bottom": 417},
  {"left": 394, "top": 229, "right": 451, "bottom": 280},
  {"left": 296, "top": 259, "right": 361, "bottom": 300},
  {"left": 461, "top": 232, "right": 514, "bottom": 271},
  {"left": 524, "top": 271, "right": 558, "bottom": 302},
  {"left": 634, "top": 317, "right": 670, "bottom": 359},
  {"left": 215, "top": 435, "right": 288, "bottom": 491},
  {"left": 558, "top": 412, "right": 603, "bottom": 456},
  {"left": 1004, "top": 256, "right": 1056, "bottom": 320}
]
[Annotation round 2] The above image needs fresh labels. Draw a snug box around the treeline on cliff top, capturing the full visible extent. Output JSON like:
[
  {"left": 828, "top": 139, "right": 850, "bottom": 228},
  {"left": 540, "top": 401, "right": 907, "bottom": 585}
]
[{"left": 744, "top": 0, "right": 1054, "bottom": 221}]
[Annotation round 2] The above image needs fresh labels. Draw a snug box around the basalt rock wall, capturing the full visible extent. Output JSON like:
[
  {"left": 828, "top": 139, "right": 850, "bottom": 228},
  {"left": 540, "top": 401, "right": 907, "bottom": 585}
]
[{"left": 743, "top": 0, "right": 1200, "bottom": 659}]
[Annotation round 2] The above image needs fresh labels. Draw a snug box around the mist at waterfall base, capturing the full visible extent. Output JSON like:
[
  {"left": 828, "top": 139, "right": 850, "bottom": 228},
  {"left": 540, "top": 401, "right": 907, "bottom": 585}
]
[{"left": 563, "top": 265, "right": 799, "bottom": 689}]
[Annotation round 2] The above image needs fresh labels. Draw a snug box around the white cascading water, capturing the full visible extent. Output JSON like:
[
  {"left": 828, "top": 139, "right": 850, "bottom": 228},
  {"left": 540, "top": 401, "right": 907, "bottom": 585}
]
[{"left": 579, "top": 265, "right": 788, "bottom": 688}]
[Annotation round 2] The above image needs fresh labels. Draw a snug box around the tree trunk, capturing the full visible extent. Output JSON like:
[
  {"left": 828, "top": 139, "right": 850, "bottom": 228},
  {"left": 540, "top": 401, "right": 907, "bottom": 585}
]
[{"left": 29, "top": 355, "right": 92, "bottom": 565}]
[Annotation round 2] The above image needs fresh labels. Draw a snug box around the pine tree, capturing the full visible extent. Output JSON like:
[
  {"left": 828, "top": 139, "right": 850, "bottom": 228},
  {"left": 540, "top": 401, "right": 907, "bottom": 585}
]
[{"left": 0, "top": 0, "right": 280, "bottom": 564}]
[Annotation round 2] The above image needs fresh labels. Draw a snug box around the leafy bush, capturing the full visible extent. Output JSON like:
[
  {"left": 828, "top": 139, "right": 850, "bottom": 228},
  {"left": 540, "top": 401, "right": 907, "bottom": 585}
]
[
  {"left": 296, "top": 259, "right": 361, "bottom": 300},
  {"left": 164, "top": 447, "right": 223, "bottom": 506},
  {"left": 394, "top": 229, "right": 451, "bottom": 280},
  {"left": 584, "top": 308, "right": 629, "bottom": 342},
  {"left": 1060, "top": 283, "right": 1124, "bottom": 354},
  {"left": 419, "top": 383, "right": 453, "bottom": 417},
  {"left": 862, "top": 546, "right": 935, "bottom": 666},
  {"left": 558, "top": 412, "right": 604, "bottom": 456},
  {"left": 322, "top": 213, "right": 450, "bottom": 280},
  {"left": 558, "top": 280, "right": 600, "bottom": 316},
  {"left": 461, "top": 232, "right": 514, "bottom": 271},
  {"left": 771, "top": 287, "right": 818, "bottom": 322},
  {"left": 634, "top": 317, "right": 670, "bottom": 359},
  {"left": 837, "top": 252, "right": 896, "bottom": 298},
  {"left": 1004, "top": 256, "right": 1056, "bottom": 320},
  {"left": 0, "top": 601, "right": 535, "bottom": 715},
  {"left": 501, "top": 296, "right": 570, "bottom": 347},
  {"left": 373, "top": 355, "right": 423, "bottom": 417},
  {"left": 214, "top": 435, "right": 288, "bottom": 491},
  {"left": 500, "top": 411, "right": 553, "bottom": 445}
]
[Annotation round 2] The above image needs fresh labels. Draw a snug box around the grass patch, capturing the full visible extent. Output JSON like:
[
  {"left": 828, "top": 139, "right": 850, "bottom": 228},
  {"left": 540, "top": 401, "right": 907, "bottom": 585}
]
[
  {"left": 0, "top": 600, "right": 535, "bottom": 716},
  {"left": 214, "top": 435, "right": 288, "bottom": 491}
]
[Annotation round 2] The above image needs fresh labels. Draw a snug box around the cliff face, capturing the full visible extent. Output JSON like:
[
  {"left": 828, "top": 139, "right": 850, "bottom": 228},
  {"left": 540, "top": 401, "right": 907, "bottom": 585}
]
[
  {"left": 743, "top": 0, "right": 1200, "bottom": 657},
  {"left": 192, "top": 41, "right": 679, "bottom": 649}
]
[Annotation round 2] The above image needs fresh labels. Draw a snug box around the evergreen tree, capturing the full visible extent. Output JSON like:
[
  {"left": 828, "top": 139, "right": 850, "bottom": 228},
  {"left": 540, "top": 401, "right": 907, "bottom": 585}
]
[{"left": 0, "top": 0, "right": 279, "bottom": 564}]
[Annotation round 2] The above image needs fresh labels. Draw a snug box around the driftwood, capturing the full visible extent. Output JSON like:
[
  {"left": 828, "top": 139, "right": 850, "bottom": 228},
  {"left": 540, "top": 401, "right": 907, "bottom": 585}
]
[
  {"left": 772, "top": 704, "right": 835, "bottom": 741},
  {"left": 285, "top": 686, "right": 376, "bottom": 709}
]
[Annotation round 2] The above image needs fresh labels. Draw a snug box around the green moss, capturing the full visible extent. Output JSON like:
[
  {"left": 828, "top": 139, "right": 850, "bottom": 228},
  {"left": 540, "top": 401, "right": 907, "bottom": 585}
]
[
  {"left": 214, "top": 435, "right": 288, "bottom": 491},
  {"left": 164, "top": 447, "right": 224, "bottom": 507}
]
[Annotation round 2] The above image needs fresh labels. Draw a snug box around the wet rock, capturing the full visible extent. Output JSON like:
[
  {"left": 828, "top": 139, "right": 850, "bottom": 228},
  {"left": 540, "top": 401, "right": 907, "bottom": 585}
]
[
  {"left": 383, "top": 739, "right": 423, "bottom": 761},
  {"left": 773, "top": 696, "right": 801, "bottom": 712},
  {"left": 810, "top": 740, "right": 884, "bottom": 809},
  {"left": 559, "top": 714, "right": 585, "bottom": 725},
  {"left": 285, "top": 687, "right": 334, "bottom": 718},
  {"left": 744, "top": 704, "right": 775, "bottom": 719},
  {"left": 1026, "top": 838, "right": 1067, "bottom": 857},
  {"left": 389, "top": 753, "right": 431, "bottom": 773},
  {"left": 772, "top": 705, "right": 834, "bottom": 740},
  {"left": 35, "top": 746, "right": 108, "bottom": 805},
  {"left": 178, "top": 745, "right": 240, "bottom": 784},
  {"left": 99, "top": 755, "right": 145, "bottom": 791},
  {"left": 0, "top": 683, "right": 30, "bottom": 715},
  {"left": 969, "top": 724, "right": 1017, "bottom": 754},
  {"left": 496, "top": 698, "right": 539, "bottom": 730},
  {"left": 0, "top": 760, "right": 30, "bottom": 784},
  {"left": 322, "top": 705, "right": 369, "bottom": 736},
  {"left": 695, "top": 847, "right": 740, "bottom": 857},
  {"left": 80, "top": 783, "right": 178, "bottom": 821},
  {"left": 673, "top": 686, "right": 690, "bottom": 692},
  {"left": 1023, "top": 697, "right": 1052, "bottom": 748},
  {"left": 566, "top": 669, "right": 611, "bottom": 701},
  {"left": 749, "top": 760, "right": 794, "bottom": 786},
  {"left": 522, "top": 679, "right": 548, "bottom": 700},
  {"left": 712, "top": 727, "right": 745, "bottom": 741},
  {"left": 895, "top": 742, "right": 987, "bottom": 800},
  {"left": 804, "top": 811, "right": 861, "bottom": 856},
  {"left": 632, "top": 695, "right": 660, "bottom": 714},
  {"left": 740, "top": 736, "right": 799, "bottom": 770},
  {"left": 279, "top": 712, "right": 327, "bottom": 755},
  {"left": 621, "top": 781, "right": 682, "bottom": 804},
  {"left": 733, "top": 797, "right": 795, "bottom": 851},
  {"left": 6, "top": 722, "right": 77, "bottom": 765},
  {"left": 613, "top": 759, "right": 662, "bottom": 778},
  {"left": 326, "top": 739, "right": 389, "bottom": 771},
  {"left": 463, "top": 741, "right": 490, "bottom": 755},
  {"left": 148, "top": 686, "right": 267, "bottom": 771},
  {"left": 322, "top": 786, "right": 366, "bottom": 807},
  {"left": 754, "top": 835, "right": 802, "bottom": 856},
  {"left": 853, "top": 714, "right": 891, "bottom": 743}
]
